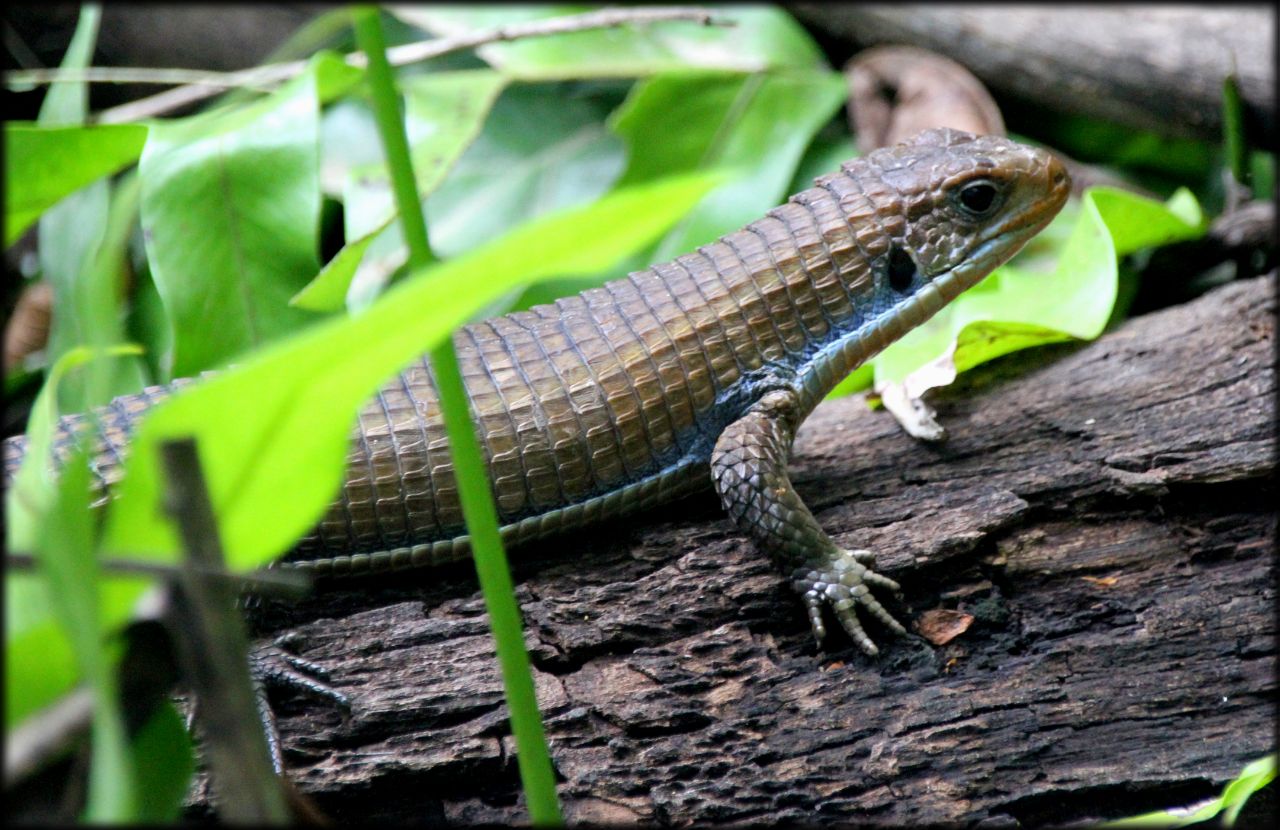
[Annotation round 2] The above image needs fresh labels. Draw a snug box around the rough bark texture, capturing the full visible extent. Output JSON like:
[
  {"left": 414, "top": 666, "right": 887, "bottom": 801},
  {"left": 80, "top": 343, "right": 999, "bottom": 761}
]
[
  {"left": 194, "top": 275, "right": 1275, "bottom": 825},
  {"left": 786, "top": 5, "right": 1276, "bottom": 144}
]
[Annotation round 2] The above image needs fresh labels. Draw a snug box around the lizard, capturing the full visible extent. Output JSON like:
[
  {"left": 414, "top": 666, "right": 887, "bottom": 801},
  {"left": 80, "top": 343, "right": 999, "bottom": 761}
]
[{"left": 3, "top": 128, "right": 1069, "bottom": 660}]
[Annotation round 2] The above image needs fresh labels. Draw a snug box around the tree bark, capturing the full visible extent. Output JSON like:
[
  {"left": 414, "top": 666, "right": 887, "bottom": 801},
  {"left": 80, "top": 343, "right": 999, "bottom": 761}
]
[
  {"left": 786, "top": 5, "right": 1276, "bottom": 144},
  {"left": 193, "top": 274, "right": 1276, "bottom": 825}
]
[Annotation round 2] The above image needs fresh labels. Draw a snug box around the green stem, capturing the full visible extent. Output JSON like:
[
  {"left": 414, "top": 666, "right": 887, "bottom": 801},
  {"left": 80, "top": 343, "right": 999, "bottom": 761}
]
[
  {"left": 1221, "top": 70, "right": 1249, "bottom": 197},
  {"left": 352, "top": 6, "right": 433, "bottom": 266},
  {"left": 349, "top": 7, "right": 562, "bottom": 825}
]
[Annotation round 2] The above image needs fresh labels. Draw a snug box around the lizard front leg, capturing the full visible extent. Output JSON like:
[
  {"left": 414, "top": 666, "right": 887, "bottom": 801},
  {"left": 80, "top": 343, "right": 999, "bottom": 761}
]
[{"left": 710, "top": 389, "right": 907, "bottom": 655}]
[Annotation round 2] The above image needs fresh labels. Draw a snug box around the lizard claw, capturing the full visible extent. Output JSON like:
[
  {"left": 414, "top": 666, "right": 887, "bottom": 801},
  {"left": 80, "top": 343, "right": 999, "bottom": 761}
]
[
  {"left": 251, "top": 634, "right": 351, "bottom": 711},
  {"left": 791, "top": 549, "right": 906, "bottom": 656}
]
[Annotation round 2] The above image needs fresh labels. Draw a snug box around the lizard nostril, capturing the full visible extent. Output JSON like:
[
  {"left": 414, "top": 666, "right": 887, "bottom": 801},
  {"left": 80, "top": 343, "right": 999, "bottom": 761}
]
[{"left": 1050, "top": 161, "right": 1068, "bottom": 187}]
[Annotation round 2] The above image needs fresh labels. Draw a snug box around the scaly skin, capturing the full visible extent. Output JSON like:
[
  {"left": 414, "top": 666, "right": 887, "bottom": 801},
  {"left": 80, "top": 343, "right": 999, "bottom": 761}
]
[{"left": 3, "top": 129, "right": 1069, "bottom": 654}]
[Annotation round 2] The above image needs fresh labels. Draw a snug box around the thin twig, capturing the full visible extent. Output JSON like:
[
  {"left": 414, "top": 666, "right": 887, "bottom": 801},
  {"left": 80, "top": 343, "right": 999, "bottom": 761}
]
[
  {"left": 6, "top": 66, "right": 281, "bottom": 89},
  {"left": 159, "top": 438, "right": 289, "bottom": 823},
  {"left": 5, "top": 551, "right": 312, "bottom": 598},
  {"left": 3, "top": 686, "right": 94, "bottom": 786},
  {"left": 93, "top": 6, "right": 722, "bottom": 124}
]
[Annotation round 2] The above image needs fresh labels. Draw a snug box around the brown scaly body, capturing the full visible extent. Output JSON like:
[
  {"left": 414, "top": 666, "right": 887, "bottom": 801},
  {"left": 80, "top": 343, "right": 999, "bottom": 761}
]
[{"left": 4, "top": 129, "right": 1069, "bottom": 652}]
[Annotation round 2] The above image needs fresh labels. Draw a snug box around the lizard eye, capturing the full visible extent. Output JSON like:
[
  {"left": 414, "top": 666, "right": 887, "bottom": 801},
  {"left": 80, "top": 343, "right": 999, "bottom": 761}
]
[{"left": 954, "top": 180, "right": 1001, "bottom": 217}]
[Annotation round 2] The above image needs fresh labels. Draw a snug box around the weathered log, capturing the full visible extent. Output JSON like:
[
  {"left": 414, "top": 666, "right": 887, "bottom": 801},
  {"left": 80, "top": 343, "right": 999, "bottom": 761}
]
[
  {"left": 194, "top": 274, "right": 1275, "bottom": 824},
  {"left": 787, "top": 5, "right": 1276, "bottom": 144}
]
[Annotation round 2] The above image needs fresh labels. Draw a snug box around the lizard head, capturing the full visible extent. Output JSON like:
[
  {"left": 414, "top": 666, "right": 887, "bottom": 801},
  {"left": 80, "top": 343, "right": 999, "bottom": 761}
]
[{"left": 838, "top": 128, "right": 1071, "bottom": 308}]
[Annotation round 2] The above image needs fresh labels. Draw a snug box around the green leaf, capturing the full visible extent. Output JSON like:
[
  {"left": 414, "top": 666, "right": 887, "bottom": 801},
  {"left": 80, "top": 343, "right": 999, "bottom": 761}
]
[
  {"left": 4, "top": 584, "right": 79, "bottom": 728},
  {"left": 872, "top": 186, "right": 1207, "bottom": 386},
  {"left": 38, "top": 447, "right": 136, "bottom": 821},
  {"left": 426, "top": 81, "right": 626, "bottom": 257},
  {"left": 4, "top": 123, "right": 148, "bottom": 247},
  {"left": 299, "top": 70, "right": 509, "bottom": 311},
  {"left": 391, "top": 4, "right": 826, "bottom": 79},
  {"left": 611, "top": 68, "right": 848, "bottom": 259},
  {"left": 37, "top": 3, "right": 99, "bottom": 125},
  {"left": 100, "top": 169, "right": 722, "bottom": 570},
  {"left": 511, "top": 69, "right": 847, "bottom": 314},
  {"left": 7, "top": 343, "right": 142, "bottom": 555},
  {"left": 342, "top": 70, "right": 509, "bottom": 240},
  {"left": 129, "top": 702, "right": 196, "bottom": 823},
  {"left": 290, "top": 221, "right": 385, "bottom": 311},
  {"left": 1222, "top": 755, "right": 1275, "bottom": 827},
  {"left": 40, "top": 171, "right": 150, "bottom": 415},
  {"left": 138, "top": 58, "right": 325, "bottom": 378},
  {"left": 1101, "top": 755, "right": 1275, "bottom": 828},
  {"left": 5, "top": 344, "right": 140, "bottom": 732},
  {"left": 312, "top": 49, "right": 364, "bottom": 103},
  {"left": 32, "top": 2, "right": 149, "bottom": 413},
  {"left": 5, "top": 349, "right": 148, "bottom": 818}
]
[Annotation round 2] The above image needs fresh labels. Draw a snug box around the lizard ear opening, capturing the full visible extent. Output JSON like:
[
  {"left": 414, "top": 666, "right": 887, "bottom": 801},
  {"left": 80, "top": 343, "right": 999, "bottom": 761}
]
[{"left": 887, "top": 245, "right": 917, "bottom": 292}]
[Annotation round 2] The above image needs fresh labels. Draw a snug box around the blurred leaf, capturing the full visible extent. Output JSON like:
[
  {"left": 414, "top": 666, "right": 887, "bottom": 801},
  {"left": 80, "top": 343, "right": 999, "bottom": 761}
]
[
  {"left": 4, "top": 124, "right": 147, "bottom": 247},
  {"left": 341, "top": 70, "right": 508, "bottom": 240},
  {"left": 100, "top": 170, "right": 722, "bottom": 571},
  {"left": 6, "top": 344, "right": 143, "bottom": 567},
  {"left": 391, "top": 4, "right": 826, "bottom": 79},
  {"left": 37, "top": 3, "right": 98, "bottom": 124},
  {"left": 139, "top": 58, "right": 325, "bottom": 378},
  {"left": 872, "top": 187, "right": 1207, "bottom": 388},
  {"left": 36, "top": 446, "right": 136, "bottom": 821},
  {"left": 1249, "top": 150, "right": 1274, "bottom": 200},
  {"left": 1021, "top": 115, "right": 1215, "bottom": 190},
  {"left": 4, "top": 604, "right": 79, "bottom": 727},
  {"left": 612, "top": 69, "right": 847, "bottom": 259},
  {"left": 42, "top": 173, "right": 150, "bottom": 416},
  {"left": 35, "top": 5, "right": 148, "bottom": 414},
  {"left": 787, "top": 125, "right": 858, "bottom": 195},
  {"left": 301, "top": 70, "right": 509, "bottom": 311},
  {"left": 1221, "top": 755, "right": 1274, "bottom": 826},
  {"left": 129, "top": 702, "right": 196, "bottom": 823},
  {"left": 319, "top": 98, "right": 384, "bottom": 197},
  {"left": 426, "top": 82, "right": 626, "bottom": 257},
  {"left": 312, "top": 49, "right": 364, "bottom": 103},
  {"left": 4, "top": 345, "right": 145, "bottom": 733}
]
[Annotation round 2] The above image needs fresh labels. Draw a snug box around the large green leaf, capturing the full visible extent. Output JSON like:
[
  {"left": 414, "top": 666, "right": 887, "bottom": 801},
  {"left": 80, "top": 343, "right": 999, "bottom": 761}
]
[
  {"left": 4, "top": 123, "right": 147, "bottom": 247},
  {"left": 138, "top": 60, "right": 324, "bottom": 378},
  {"left": 425, "top": 82, "right": 626, "bottom": 257},
  {"left": 391, "top": 4, "right": 826, "bottom": 79},
  {"left": 100, "top": 170, "right": 722, "bottom": 573},
  {"left": 611, "top": 68, "right": 848, "bottom": 260}
]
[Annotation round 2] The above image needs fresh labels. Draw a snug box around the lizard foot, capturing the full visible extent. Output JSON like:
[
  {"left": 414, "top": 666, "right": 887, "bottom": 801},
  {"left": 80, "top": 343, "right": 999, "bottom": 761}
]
[
  {"left": 791, "top": 549, "right": 906, "bottom": 656},
  {"left": 251, "top": 632, "right": 351, "bottom": 710},
  {"left": 248, "top": 634, "right": 350, "bottom": 774}
]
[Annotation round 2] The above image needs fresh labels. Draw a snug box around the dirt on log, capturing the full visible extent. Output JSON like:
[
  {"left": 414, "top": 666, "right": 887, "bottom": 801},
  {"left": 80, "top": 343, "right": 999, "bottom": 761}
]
[{"left": 196, "top": 275, "right": 1275, "bottom": 825}]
